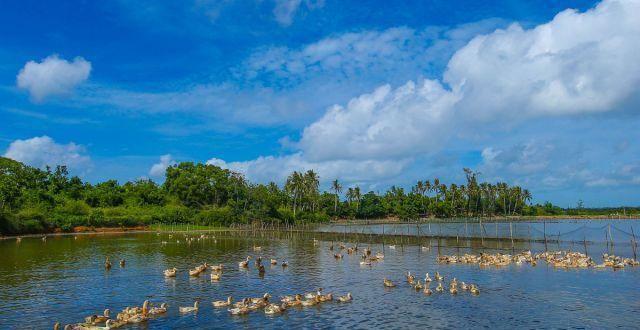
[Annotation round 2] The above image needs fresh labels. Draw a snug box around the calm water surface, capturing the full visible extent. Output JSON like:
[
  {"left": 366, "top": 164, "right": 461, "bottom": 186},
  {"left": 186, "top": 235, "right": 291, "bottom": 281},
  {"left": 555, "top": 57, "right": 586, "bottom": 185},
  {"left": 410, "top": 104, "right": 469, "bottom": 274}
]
[{"left": 0, "top": 230, "right": 639, "bottom": 329}]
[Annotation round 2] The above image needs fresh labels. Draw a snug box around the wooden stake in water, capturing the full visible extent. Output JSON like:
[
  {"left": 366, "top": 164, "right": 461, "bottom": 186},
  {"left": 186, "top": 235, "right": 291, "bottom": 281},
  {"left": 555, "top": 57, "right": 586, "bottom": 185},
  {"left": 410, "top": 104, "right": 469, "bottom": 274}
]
[
  {"left": 543, "top": 220, "right": 548, "bottom": 252},
  {"left": 631, "top": 225, "right": 637, "bottom": 261}
]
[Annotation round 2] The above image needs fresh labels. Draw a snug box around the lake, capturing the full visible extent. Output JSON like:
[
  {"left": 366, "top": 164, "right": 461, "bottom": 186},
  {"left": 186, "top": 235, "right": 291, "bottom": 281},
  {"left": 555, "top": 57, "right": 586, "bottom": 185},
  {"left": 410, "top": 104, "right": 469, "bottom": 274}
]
[{"left": 0, "top": 225, "right": 639, "bottom": 329}]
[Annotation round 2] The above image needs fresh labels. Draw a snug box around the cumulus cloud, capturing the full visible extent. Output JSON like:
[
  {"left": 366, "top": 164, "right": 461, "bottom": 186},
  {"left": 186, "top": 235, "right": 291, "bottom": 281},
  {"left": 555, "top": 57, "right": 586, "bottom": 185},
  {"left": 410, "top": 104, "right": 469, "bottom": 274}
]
[
  {"left": 207, "top": 153, "right": 412, "bottom": 187},
  {"left": 272, "top": 0, "right": 323, "bottom": 26},
  {"left": 209, "top": 0, "right": 640, "bottom": 194},
  {"left": 3, "top": 136, "right": 91, "bottom": 172},
  {"left": 299, "top": 0, "right": 640, "bottom": 163},
  {"left": 16, "top": 54, "right": 91, "bottom": 101},
  {"left": 149, "top": 154, "right": 176, "bottom": 177}
]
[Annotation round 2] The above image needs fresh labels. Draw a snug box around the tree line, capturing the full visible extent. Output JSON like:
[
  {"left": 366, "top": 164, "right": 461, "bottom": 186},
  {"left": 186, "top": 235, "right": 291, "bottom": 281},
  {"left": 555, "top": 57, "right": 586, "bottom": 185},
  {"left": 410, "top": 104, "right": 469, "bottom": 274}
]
[{"left": 0, "top": 156, "right": 617, "bottom": 235}]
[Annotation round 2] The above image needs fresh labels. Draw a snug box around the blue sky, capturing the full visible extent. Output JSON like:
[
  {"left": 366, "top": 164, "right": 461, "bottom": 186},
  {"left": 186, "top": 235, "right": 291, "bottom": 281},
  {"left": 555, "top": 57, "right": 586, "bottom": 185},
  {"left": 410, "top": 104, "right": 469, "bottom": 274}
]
[{"left": 1, "top": 0, "right": 639, "bottom": 207}]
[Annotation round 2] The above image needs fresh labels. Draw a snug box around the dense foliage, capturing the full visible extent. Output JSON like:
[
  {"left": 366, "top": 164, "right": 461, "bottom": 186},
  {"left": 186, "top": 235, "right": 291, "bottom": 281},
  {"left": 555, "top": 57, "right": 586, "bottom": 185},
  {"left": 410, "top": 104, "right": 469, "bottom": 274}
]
[{"left": 0, "top": 157, "right": 633, "bottom": 235}]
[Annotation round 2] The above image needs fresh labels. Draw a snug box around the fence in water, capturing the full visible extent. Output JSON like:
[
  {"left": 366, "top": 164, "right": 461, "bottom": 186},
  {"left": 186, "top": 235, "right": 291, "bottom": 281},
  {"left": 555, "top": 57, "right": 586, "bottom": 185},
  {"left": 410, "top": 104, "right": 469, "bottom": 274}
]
[{"left": 317, "top": 219, "right": 640, "bottom": 258}]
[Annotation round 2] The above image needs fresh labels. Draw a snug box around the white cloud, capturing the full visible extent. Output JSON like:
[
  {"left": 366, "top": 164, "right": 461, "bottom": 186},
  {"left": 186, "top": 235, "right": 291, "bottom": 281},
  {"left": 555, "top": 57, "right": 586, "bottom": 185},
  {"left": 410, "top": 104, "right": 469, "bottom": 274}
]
[
  {"left": 209, "top": 0, "right": 640, "bottom": 193},
  {"left": 3, "top": 136, "right": 91, "bottom": 172},
  {"left": 273, "top": 0, "right": 302, "bottom": 26},
  {"left": 207, "top": 153, "right": 411, "bottom": 188},
  {"left": 16, "top": 54, "right": 91, "bottom": 101},
  {"left": 298, "top": 0, "right": 640, "bottom": 163},
  {"left": 272, "top": 0, "right": 324, "bottom": 26},
  {"left": 149, "top": 154, "right": 176, "bottom": 177}
]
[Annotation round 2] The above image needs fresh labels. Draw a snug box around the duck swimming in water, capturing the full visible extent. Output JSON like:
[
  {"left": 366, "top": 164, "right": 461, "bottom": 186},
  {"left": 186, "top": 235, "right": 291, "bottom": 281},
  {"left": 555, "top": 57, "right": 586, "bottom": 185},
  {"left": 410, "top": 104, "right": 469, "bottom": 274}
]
[
  {"left": 179, "top": 301, "right": 199, "bottom": 314},
  {"left": 228, "top": 306, "right": 250, "bottom": 315},
  {"left": 423, "top": 284, "right": 433, "bottom": 295},
  {"left": 211, "top": 272, "right": 221, "bottom": 281},
  {"left": 148, "top": 302, "right": 168, "bottom": 315},
  {"left": 383, "top": 278, "right": 396, "bottom": 288},
  {"left": 470, "top": 284, "right": 480, "bottom": 295},
  {"left": 424, "top": 273, "right": 432, "bottom": 282},
  {"left": 414, "top": 280, "right": 423, "bottom": 291},
  {"left": 264, "top": 303, "right": 287, "bottom": 314},
  {"left": 164, "top": 268, "right": 177, "bottom": 277},
  {"left": 281, "top": 260, "right": 288, "bottom": 268},
  {"left": 105, "top": 257, "right": 112, "bottom": 270},
  {"left": 258, "top": 264, "right": 266, "bottom": 275},
  {"left": 119, "top": 259, "right": 125, "bottom": 268},
  {"left": 435, "top": 271, "right": 443, "bottom": 281},
  {"left": 406, "top": 271, "right": 415, "bottom": 284},
  {"left": 304, "top": 288, "right": 322, "bottom": 299},
  {"left": 337, "top": 292, "right": 352, "bottom": 302},
  {"left": 435, "top": 282, "right": 444, "bottom": 293},
  {"left": 210, "top": 264, "right": 223, "bottom": 272},
  {"left": 84, "top": 309, "right": 110, "bottom": 324},
  {"left": 213, "top": 296, "right": 233, "bottom": 307},
  {"left": 239, "top": 256, "right": 251, "bottom": 268},
  {"left": 270, "top": 259, "right": 277, "bottom": 265}
]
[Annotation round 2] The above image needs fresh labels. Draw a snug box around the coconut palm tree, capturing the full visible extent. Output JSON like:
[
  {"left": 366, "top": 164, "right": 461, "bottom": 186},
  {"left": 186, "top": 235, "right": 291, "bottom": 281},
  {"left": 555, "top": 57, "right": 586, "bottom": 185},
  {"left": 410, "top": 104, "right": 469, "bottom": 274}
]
[{"left": 331, "top": 179, "right": 342, "bottom": 214}]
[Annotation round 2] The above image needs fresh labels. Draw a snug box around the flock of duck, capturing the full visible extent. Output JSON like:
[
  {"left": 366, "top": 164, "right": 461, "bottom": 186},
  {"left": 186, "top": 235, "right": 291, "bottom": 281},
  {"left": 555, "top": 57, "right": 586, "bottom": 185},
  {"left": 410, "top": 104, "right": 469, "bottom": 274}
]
[
  {"left": 53, "top": 300, "right": 168, "bottom": 330},
  {"left": 382, "top": 271, "right": 480, "bottom": 296},
  {"left": 437, "top": 250, "right": 639, "bottom": 269},
  {"left": 35, "top": 232, "right": 639, "bottom": 329}
]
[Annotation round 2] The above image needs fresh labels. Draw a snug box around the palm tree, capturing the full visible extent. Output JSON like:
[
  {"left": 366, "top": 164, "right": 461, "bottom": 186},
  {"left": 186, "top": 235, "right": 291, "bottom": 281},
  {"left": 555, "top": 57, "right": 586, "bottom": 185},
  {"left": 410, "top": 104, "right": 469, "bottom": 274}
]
[
  {"left": 354, "top": 186, "right": 361, "bottom": 211},
  {"left": 331, "top": 179, "right": 342, "bottom": 214}
]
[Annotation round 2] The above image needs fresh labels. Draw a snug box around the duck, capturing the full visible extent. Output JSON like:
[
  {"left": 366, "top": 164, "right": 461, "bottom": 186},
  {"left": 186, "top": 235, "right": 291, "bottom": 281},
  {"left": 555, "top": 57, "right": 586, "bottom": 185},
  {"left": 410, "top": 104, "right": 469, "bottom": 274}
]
[
  {"left": 213, "top": 296, "right": 233, "bottom": 308},
  {"left": 42, "top": 235, "right": 47, "bottom": 242},
  {"left": 105, "top": 257, "right": 112, "bottom": 270},
  {"left": 414, "top": 280, "right": 423, "bottom": 291},
  {"left": 337, "top": 292, "right": 352, "bottom": 302},
  {"left": 435, "top": 282, "right": 444, "bottom": 293},
  {"left": 16, "top": 237, "right": 21, "bottom": 243},
  {"left": 304, "top": 288, "right": 322, "bottom": 299},
  {"left": 264, "top": 303, "right": 287, "bottom": 314},
  {"left": 388, "top": 245, "right": 396, "bottom": 249},
  {"left": 253, "top": 245, "right": 262, "bottom": 251},
  {"left": 406, "top": 271, "right": 415, "bottom": 284},
  {"left": 300, "top": 296, "right": 320, "bottom": 307},
  {"left": 281, "top": 260, "right": 288, "bottom": 268},
  {"left": 84, "top": 309, "right": 110, "bottom": 324},
  {"left": 228, "top": 306, "right": 250, "bottom": 315},
  {"left": 470, "top": 284, "right": 480, "bottom": 295},
  {"left": 318, "top": 293, "right": 333, "bottom": 302},
  {"left": 148, "top": 303, "right": 168, "bottom": 315},
  {"left": 334, "top": 253, "right": 343, "bottom": 259},
  {"left": 125, "top": 313, "right": 148, "bottom": 324},
  {"left": 449, "top": 285, "right": 458, "bottom": 295},
  {"left": 383, "top": 278, "right": 396, "bottom": 288},
  {"left": 460, "top": 282, "right": 468, "bottom": 291},
  {"left": 423, "top": 285, "right": 433, "bottom": 295},
  {"left": 119, "top": 259, "right": 125, "bottom": 268},
  {"left": 164, "top": 268, "right": 177, "bottom": 277},
  {"left": 210, "top": 272, "right": 221, "bottom": 281},
  {"left": 250, "top": 293, "right": 271, "bottom": 304},
  {"left": 424, "top": 273, "right": 432, "bottom": 282},
  {"left": 232, "top": 298, "right": 250, "bottom": 308},
  {"left": 283, "top": 294, "right": 303, "bottom": 307},
  {"left": 189, "top": 268, "right": 202, "bottom": 277},
  {"left": 435, "top": 271, "right": 443, "bottom": 281},
  {"left": 65, "top": 319, "right": 119, "bottom": 330},
  {"left": 210, "top": 264, "right": 224, "bottom": 272},
  {"left": 451, "top": 278, "right": 458, "bottom": 286},
  {"left": 375, "top": 252, "right": 385, "bottom": 259},
  {"left": 239, "top": 256, "right": 251, "bottom": 268},
  {"left": 270, "top": 259, "right": 277, "bottom": 265},
  {"left": 255, "top": 256, "right": 263, "bottom": 266},
  {"left": 179, "top": 301, "right": 199, "bottom": 314},
  {"left": 421, "top": 245, "right": 430, "bottom": 251},
  {"left": 258, "top": 264, "right": 266, "bottom": 275}
]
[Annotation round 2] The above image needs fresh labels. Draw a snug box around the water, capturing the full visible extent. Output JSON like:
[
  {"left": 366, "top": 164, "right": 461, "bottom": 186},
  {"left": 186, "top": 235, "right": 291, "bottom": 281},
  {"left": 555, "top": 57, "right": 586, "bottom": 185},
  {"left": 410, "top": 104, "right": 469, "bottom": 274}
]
[{"left": 0, "top": 229, "right": 639, "bottom": 329}]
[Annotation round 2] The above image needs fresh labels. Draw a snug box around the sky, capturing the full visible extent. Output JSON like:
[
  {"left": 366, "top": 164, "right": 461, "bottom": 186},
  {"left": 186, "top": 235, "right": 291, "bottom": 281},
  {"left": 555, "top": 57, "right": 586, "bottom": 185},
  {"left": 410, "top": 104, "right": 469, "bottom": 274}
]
[{"left": 1, "top": 0, "right": 639, "bottom": 207}]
